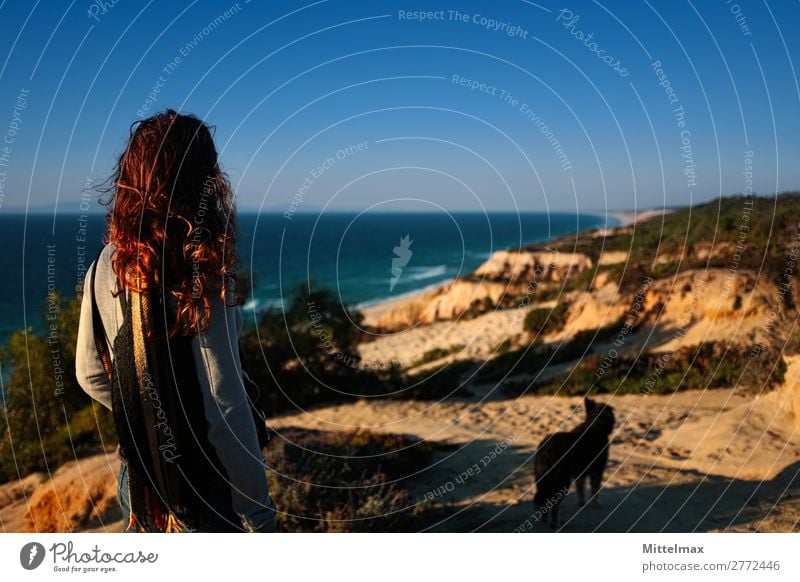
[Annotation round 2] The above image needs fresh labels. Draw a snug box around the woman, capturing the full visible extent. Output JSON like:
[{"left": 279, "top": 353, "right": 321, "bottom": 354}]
[{"left": 75, "top": 109, "right": 276, "bottom": 532}]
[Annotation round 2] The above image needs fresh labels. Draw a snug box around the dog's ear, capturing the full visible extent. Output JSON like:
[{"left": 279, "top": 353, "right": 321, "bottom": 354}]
[{"left": 584, "top": 397, "right": 596, "bottom": 415}]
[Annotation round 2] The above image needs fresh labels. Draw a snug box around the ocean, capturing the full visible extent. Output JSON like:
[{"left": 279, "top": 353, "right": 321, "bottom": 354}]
[{"left": 0, "top": 212, "right": 613, "bottom": 344}]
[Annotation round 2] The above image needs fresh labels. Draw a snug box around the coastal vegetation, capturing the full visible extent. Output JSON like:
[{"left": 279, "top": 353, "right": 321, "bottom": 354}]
[
  {"left": 0, "top": 294, "right": 116, "bottom": 484},
  {"left": 265, "top": 427, "right": 447, "bottom": 532},
  {"left": 501, "top": 342, "right": 787, "bottom": 397},
  {"left": 543, "top": 192, "right": 800, "bottom": 297},
  {"left": 523, "top": 303, "right": 570, "bottom": 337}
]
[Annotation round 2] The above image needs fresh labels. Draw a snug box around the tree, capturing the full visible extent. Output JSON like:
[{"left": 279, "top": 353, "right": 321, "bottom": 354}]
[
  {"left": 239, "top": 285, "right": 380, "bottom": 415},
  {"left": 0, "top": 293, "right": 115, "bottom": 483}
]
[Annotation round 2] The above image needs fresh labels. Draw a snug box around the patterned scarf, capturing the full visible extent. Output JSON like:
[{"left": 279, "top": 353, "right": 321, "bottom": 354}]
[{"left": 92, "top": 258, "right": 238, "bottom": 532}]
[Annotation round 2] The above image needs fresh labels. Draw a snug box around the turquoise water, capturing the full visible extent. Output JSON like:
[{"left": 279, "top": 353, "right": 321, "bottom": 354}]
[{"left": 0, "top": 211, "right": 614, "bottom": 343}]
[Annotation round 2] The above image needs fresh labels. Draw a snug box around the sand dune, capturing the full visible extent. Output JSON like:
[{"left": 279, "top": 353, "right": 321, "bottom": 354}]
[
  {"left": 360, "top": 267, "right": 776, "bottom": 377},
  {"left": 0, "top": 453, "right": 121, "bottom": 533},
  {"left": 269, "top": 377, "right": 800, "bottom": 532}
]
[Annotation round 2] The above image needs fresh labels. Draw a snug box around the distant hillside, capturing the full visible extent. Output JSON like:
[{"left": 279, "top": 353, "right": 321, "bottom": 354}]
[
  {"left": 544, "top": 192, "right": 800, "bottom": 293},
  {"left": 363, "top": 193, "right": 800, "bottom": 396}
]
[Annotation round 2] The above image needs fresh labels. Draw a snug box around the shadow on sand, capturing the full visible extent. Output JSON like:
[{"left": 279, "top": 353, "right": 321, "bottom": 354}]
[{"left": 407, "top": 438, "right": 800, "bottom": 532}]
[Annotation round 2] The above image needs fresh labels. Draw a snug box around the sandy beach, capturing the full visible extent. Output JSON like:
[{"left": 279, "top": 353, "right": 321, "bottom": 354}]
[
  {"left": 361, "top": 288, "right": 433, "bottom": 327},
  {"left": 609, "top": 207, "right": 677, "bottom": 227}
]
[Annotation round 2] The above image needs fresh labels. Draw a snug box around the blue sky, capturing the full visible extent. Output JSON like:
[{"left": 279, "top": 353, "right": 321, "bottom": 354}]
[{"left": 0, "top": 0, "right": 797, "bottom": 214}]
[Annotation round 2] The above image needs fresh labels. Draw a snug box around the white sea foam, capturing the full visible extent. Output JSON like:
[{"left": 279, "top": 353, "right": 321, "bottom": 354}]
[{"left": 404, "top": 264, "right": 448, "bottom": 281}]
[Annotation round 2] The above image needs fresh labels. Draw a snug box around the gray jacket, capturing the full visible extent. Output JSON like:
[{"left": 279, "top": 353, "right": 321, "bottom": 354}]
[{"left": 75, "top": 244, "right": 276, "bottom": 532}]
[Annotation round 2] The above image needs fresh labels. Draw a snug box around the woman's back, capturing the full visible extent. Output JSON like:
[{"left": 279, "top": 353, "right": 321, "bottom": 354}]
[
  {"left": 77, "top": 243, "right": 276, "bottom": 532},
  {"left": 75, "top": 110, "right": 276, "bottom": 532}
]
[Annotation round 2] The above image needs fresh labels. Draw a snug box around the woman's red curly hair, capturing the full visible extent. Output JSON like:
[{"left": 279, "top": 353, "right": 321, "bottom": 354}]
[{"left": 102, "top": 109, "right": 240, "bottom": 337}]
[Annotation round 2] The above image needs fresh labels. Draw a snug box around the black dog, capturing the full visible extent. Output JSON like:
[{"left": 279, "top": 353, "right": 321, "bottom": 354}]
[{"left": 533, "top": 398, "right": 615, "bottom": 528}]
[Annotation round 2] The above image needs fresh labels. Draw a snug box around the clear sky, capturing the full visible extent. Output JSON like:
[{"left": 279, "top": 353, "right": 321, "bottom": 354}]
[{"left": 0, "top": 0, "right": 798, "bottom": 214}]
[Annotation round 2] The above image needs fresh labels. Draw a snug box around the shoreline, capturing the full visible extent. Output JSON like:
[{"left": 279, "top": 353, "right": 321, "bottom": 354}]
[
  {"left": 608, "top": 207, "right": 676, "bottom": 227},
  {"left": 361, "top": 209, "right": 640, "bottom": 325},
  {"left": 360, "top": 286, "right": 436, "bottom": 326}
]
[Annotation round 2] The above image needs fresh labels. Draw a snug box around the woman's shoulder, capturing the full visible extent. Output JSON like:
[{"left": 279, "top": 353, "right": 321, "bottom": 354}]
[
  {"left": 89, "top": 242, "right": 116, "bottom": 272},
  {"left": 99, "top": 242, "right": 116, "bottom": 264},
  {"left": 89, "top": 243, "right": 119, "bottom": 295}
]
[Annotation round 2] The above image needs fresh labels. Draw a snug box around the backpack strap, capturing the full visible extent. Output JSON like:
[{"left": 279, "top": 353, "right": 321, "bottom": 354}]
[{"left": 90, "top": 246, "right": 113, "bottom": 381}]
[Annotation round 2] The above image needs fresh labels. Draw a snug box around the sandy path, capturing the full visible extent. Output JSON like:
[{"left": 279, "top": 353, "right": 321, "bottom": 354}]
[
  {"left": 269, "top": 387, "right": 800, "bottom": 532},
  {"left": 360, "top": 307, "right": 530, "bottom": 368}
]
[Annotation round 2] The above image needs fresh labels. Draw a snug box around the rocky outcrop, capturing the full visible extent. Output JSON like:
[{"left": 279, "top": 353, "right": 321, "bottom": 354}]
[
  {"left": 691, "top": 242, "right": 735, "bottom": 260},
  {"left": 371, "top": 249, "right": 594, "bottom": 330},
  {"left": 0, "top": 472, "right": 45, "bottom": 532},
  {"left": 652, "top": 354, "right": 800, "bottom": 481},
  {"left": 24, "top": 452, "right": 120, "bottom": 532},
  {"left": 597, "top": 250, "right": 628, "bottom": 265},
  {"left": 553, "top": 281, "right": 629, "bottom": 339},
  {"left": 642, "top": 268, "right": 772, "bottom": 351},
  {"left": 553, "top": 268, "right": 776, "bottom": 351},
  {"left": 374, "top": 278, "right": 508, "bottom": 329},
  {"left": 474, "top": 249, "right": 592, "bottom": 282}
]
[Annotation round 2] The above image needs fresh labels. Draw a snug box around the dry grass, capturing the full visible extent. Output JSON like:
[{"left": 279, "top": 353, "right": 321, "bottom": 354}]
[{"left": 264, "top": 427, "right": 450, "bottom": 532}]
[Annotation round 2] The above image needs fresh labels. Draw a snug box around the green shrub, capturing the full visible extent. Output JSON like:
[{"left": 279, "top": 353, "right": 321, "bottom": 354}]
[
  {"left": 523, "top": 302, "right": 569, "bottom": 337},
  {"left": 474, "top": 345, "right": 552, "bottom": 384},
  {"left": 0, "top": 293, "right": 114, "bottom": 483},
  {"left": 494, "top": 339, "right": 512, "bottom": 355},
  {"left": 473, "top": 342, "right": 593, "bottom": 385},
  {"left": 502, "top": 342, "right": 787, "bottom": 397},
  {"left": 265, "top": 428, "right": 445, "bottom": 532},
  {"left": 568, "top": 318, "right": 625, "bottom": 348},
  {"left": 239, "top": 285, "right": 385, "bottom": 414},
  {"left": 410, "top": 345, "right": 465, "bottom": 368},
  {"left": 396, "top": 360, "right": 475, "bottom": 399}
]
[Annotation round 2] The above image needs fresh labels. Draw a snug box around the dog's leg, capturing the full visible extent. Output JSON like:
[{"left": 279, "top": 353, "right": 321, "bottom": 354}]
[
  {"left": 589, "top": 471, "right": 603, "bottom": 507},
  {"left": 549, "top": 499, "right": 560, "bottom": 529},
  {"left": 576, "top": 475, "right": 586, "bottom": 506}
]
